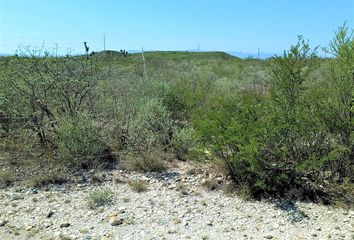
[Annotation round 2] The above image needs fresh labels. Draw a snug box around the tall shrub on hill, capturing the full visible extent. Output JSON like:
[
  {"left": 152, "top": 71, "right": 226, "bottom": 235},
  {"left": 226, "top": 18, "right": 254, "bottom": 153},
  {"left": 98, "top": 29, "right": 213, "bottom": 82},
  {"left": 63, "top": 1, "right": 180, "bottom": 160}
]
[
  {"left": 325, "top": 24, "right": 354, "bottom": 181},
  {"left": 5, "top": 48, "right": 105, "bottom": 146},
  {"left": 256, "top": 36, "right": 323, "bottom": 195},
  {"left": 2, "top": 47, "right": 110, "bottom": 168},
  {"left": 193, "top": 37, "right": 323, "bottom": 197},
  {"left": 192, "top": 91, "right": 266, "bottom": 192}
]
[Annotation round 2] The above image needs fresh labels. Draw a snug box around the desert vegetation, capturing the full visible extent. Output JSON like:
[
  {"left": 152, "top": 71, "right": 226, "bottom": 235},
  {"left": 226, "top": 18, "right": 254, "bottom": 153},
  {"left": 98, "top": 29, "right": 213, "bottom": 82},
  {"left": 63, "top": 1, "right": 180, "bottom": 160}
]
[{"left": 0, "top": 24, "right": 353, "bottom": 205}]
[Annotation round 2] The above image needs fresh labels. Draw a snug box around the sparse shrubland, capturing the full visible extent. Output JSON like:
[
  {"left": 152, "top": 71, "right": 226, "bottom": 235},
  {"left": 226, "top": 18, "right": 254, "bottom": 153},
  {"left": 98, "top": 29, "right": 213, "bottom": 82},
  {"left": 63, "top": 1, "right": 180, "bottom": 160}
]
[{"left": 0, "top": 24, "right": 353, "bottom": 205}]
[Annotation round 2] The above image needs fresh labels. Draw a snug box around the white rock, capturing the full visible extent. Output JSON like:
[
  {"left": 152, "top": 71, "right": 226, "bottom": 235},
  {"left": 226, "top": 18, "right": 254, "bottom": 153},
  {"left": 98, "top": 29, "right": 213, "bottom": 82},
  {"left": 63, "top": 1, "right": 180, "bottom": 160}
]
[{"left": 109, "top": 216, "right": 123, "bottom": 226}]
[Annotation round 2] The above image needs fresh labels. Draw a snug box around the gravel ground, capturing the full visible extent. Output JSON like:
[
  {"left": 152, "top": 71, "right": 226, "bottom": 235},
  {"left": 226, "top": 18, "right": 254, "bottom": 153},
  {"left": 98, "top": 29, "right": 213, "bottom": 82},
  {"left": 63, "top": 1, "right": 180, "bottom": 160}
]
[{"left": 0, "top": 164, "right": 353, "bottom": 240}]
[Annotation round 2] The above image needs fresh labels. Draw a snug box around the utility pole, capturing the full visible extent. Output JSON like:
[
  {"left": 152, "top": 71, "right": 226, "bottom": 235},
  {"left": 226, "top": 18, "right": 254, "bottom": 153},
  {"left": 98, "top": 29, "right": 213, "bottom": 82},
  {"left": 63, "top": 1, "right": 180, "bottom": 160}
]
[
  {"left": 103, "top": 34, "right": 106, "bottom": 51},
  {"left": 54, "top": 43, "right": 58, "bottom": 57},
  {"left": 257, "top": 47, "right": 260, "bottom": 59},
  {"left": 198, "top": 44, "right": 200, "bottom": 53},
  {"left": 141, "top": 47, "right": 148, "bottom": 80}
]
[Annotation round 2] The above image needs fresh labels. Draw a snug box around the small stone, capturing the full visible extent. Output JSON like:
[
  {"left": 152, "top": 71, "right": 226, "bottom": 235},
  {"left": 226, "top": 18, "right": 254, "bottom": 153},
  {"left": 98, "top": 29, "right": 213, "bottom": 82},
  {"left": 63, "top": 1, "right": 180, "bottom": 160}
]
[
  {"left": 44, "top": 223, "right": 52, "bottom": 228},
  {"left": 338, "top": 233, "right": 345, "bottom": 238},
  {"left": 107, "top": 211, "right": 118, "bottom": 218},
  {"left": 118, "top": 207, "right": 126, "bottom": 214},
  {"left": 0, "top": 220, "right": 7, "bottom": 227},
  {"left": 79, "top": 228, "right": 89, "bottom": 234},
  {"left": 46, "top": 210, "right": 55, "bottom": 218},
  {"left": 311, "top": 233, "right": 318, "bottom": 237},
  {"left": 206, "top": 220, "right": 213, "bottom": 226},
  {"left": 167, "top": 228, "right": 178, "bottom": 234},
  {"left": 60, "top": 222, "right": 70, "bottom": 228},
  {"left": 264, "top": 234, "right": 273, "bottom": 239},
  {"left": 25, "top": 225, "right": 33, "bottom": 231},
  {"left": 296, "top": 234, "right": 305, "bottom": 239},
  {"left": 109, "top": 216, "right": 123, "bottom": 226}
]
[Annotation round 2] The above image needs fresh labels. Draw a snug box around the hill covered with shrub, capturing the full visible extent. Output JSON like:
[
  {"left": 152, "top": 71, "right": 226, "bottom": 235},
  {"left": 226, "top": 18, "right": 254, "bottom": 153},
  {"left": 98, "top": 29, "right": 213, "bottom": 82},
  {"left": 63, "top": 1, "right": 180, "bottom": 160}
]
[{"left": 0, "top": 25, "right": 353, "bottom": 206}]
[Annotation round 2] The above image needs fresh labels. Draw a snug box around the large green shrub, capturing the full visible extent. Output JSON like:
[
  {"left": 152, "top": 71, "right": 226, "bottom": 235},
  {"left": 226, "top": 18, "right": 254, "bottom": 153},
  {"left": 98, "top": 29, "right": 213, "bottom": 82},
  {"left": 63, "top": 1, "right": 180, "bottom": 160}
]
[
  {"left": 193, "top": 37, "right": 326, "bottom": 197},
  {"left": 56, "top": 113, "right": 109, "bottom": 169},
  {"left": 325, "top": 23, "right": 354, "bottom": 181},
  {"left": 260, "top": 37, "right": 318, "bottom": 177},
  {"left": 3, "top": 48, "right": 105, "bottom": 147},
  {"left": 193, "top": 91, "right": 265, "bottom": 192},
  {"left": 127, "top": 97, "right": 172, "bottom": 157},
  {"left": 171, "top": 124, "right": 198, "bottom": 160}
]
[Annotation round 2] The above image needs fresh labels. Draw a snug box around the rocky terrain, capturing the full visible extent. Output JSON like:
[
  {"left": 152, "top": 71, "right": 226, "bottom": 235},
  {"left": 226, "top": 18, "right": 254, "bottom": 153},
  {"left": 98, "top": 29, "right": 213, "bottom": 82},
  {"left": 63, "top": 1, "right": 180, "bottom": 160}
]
[{"left": 0, "top": 163, "right": 353, "bottom": 240}]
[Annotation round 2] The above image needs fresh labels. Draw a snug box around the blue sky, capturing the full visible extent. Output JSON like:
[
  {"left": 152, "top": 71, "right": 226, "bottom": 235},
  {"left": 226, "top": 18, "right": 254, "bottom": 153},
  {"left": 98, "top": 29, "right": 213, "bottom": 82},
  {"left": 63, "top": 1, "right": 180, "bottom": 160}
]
[{"left": 0, "top": 0, "right": 353, "bottom": 54}]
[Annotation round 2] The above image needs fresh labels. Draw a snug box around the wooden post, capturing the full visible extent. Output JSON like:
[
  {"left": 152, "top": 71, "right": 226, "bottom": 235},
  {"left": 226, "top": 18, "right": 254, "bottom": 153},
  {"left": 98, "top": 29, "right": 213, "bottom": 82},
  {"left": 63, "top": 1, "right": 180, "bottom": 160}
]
[{"left": 141, "top": 47, "right": 148, "bottom": 81}]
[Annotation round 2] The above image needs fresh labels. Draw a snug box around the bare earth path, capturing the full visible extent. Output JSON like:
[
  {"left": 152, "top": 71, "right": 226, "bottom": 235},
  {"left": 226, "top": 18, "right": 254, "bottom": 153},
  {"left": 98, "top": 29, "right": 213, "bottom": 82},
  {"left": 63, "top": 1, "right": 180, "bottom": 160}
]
[{"left": 0, "top": 163, "right": 353, "bottom": 240}]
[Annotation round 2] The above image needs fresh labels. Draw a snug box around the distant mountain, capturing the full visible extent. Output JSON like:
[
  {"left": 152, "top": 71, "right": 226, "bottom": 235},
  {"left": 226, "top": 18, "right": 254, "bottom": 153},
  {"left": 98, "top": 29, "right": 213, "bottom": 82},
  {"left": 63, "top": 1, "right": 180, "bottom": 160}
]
[
  {"left": 0, "top": 53, "right": 13, "bottom": 57},
  {"left": 0, "top": 50, "right": 280, "bottom": 59},
  {"left": 227, "top": 51, "right": 279, "bottom": 59},
  {"left": 123, "top": 49, "right": 279, "bottom": 59}
]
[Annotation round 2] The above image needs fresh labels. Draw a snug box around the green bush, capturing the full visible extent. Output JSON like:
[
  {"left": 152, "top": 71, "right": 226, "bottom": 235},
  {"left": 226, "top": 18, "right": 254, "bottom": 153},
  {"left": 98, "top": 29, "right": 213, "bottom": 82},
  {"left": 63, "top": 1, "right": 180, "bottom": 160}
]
[
  {"left": 86, "top": 187, "right": 114, "bottom": 209},
  {"left": 0, "top": 170, "right": 15, "bottom": 188},
  {"left": 171, "top": 124, "right": 198, "bottom": 160},
  {"left": 121, "top": 151, "right": 168, "bottom": 172},
  {"left": 192, "top": 37, "right": 331, "bottom": 198},
  {"left": 127, "top": 97, "right": 172, "bottom": 156},
  {"left": 325, "top": 23, "right": 354, "bottom": 181},
  {"left": 193, "top": 91, "right": 266, "bottom": 194},
  {"left": 26, "top": 170, "right": 67, "bottom": 188},
  {"left": 56, "top": 113, "right": 109, "bottom": 169},
  {"left": 128, "top": 180, "right": 149, "bottom": 192},
  {"left": 161, "top": 70, "right": 215, "bottom": 120}
]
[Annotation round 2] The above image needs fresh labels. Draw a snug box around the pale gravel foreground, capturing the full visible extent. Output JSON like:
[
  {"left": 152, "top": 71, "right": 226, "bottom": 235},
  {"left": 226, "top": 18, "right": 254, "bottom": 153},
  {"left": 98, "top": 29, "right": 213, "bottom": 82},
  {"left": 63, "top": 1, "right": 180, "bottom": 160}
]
[{"left": 0, "top": 164, "right": 353, "bottom": 240}]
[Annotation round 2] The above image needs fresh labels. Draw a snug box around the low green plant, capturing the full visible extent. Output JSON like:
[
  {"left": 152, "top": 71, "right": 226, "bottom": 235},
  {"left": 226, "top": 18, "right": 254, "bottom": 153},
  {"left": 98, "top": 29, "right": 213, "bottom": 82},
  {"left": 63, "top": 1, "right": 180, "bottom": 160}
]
[
  {"left": 114, "top": 177, "right": 127, "bottom": 184},
  {"left": 202, "top": 178, "right": 220, "bottom": 191},
  {"left": 122, "top": 152, "right": 167, "bottom": 172},
  {"left": 86, "top": 187, "right": 114, "bottom": 209},
  {"left": 176, "top": 182, "right": 189, "bottom": 195},
  {"left": 128, "top": 180, "right": 149, "bottom": 192},
  {"left": 0, "top": 170, "right": 15, "bottom": 188},
  {"left": 26, "top": 170, "right": 67, "bottom": 188}
]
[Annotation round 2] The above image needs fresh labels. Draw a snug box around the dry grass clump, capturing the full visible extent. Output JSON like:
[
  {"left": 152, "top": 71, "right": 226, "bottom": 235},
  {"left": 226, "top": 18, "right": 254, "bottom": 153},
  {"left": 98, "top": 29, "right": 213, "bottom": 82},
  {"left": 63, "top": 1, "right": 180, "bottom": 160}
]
[
  {"left": 0, "top": 170, "right": 15, "bottom": 188},
  {"left": 128, "top": 180, "right": 149, "bottom": 192},
  {"left": 115, "top": 176, "right": 127, "bottom": 184},
  {"left": 86, "top": 187, "right": 114, "bottom": 209},
  {"left": 26, "top": 170, "right": 67, "bottom": 188},
  {"left": 202, "top": 178, "right": 220, "bottom": 191},
  {"left": 121, "top": 151, "right": 171, "bottom": 172},
  {"left": 176, "top": 182, "right": 190, "bottom": 195}
]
